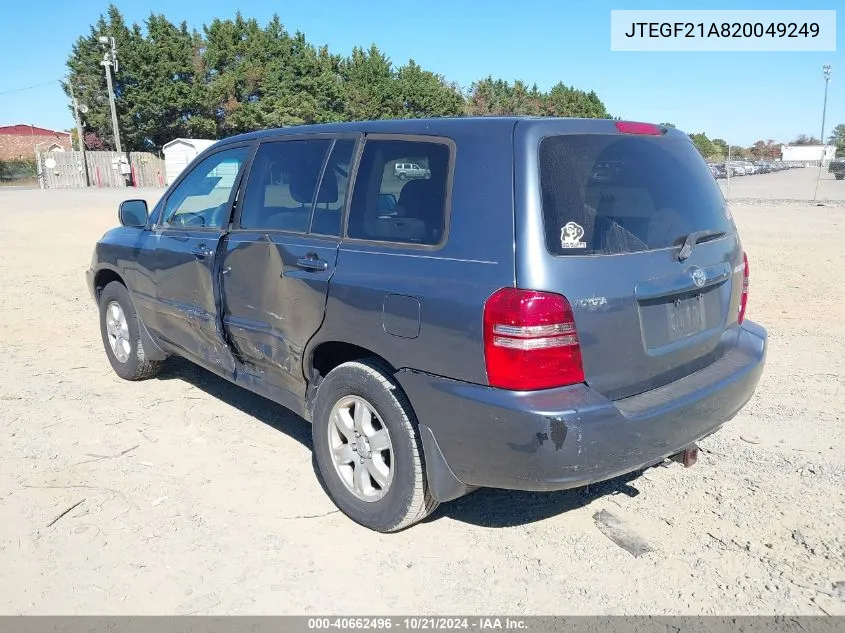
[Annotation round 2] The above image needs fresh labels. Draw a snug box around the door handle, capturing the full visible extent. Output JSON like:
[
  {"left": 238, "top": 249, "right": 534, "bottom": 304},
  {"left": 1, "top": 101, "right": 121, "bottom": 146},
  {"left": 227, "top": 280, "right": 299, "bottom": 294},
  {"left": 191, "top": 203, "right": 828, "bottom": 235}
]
[
  {"left": 191, "top": 245, "right": 214, "bottom": 259},
  {"left": 296, "top": 254, "right": 328, "bottom": 272}
]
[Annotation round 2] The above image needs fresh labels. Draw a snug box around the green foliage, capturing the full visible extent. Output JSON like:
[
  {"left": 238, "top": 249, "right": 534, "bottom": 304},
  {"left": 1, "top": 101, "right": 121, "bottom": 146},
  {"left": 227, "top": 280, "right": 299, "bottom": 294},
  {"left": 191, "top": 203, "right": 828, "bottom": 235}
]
[
  {"left": 466, "top": 76, "right": 610, "bottom": 118},
  {"left": 67, "top": 6, "right": 609, "bottom": 151},
  {"left": 0, "top": 159, "right": 37, "bottom": 182},
  {"left": 659, "top": 122, "right": 676, "bottom": 128},
  {"left": 688, "top": 132, "right": 716, "bottom": 159},
  {"left": 710, "top": 138, "right": 728, "bottom": 157},
  {"left": 828, "top": 124, "right": 845, "bottom": 157}
]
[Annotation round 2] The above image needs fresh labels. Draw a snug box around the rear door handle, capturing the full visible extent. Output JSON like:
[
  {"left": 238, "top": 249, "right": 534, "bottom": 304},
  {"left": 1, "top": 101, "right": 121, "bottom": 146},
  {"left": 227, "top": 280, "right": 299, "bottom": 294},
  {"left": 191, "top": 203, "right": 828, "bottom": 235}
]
[
  {"left": 296, "top": 254, "right": 328, "bottom": 272},
  {"left": 191, "top": 245, "right": 213, "bottom": 259}
]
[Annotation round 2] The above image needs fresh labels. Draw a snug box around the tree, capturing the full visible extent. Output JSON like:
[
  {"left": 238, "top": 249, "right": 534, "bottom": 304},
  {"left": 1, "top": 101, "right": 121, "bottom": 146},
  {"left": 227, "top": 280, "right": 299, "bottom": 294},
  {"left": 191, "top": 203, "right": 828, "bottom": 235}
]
[
  {"left": 711, "top": 138, "right": 728, "bottom": 157},
  {"left": 84, "top": 132, "right": 106, "bottom": 150},
  {"left": 395, "top": 60, "right": 464, "bottom": 119},
  {"left": 789, "top": 134, "right": 821, "bottom": 146},
  {"left": 828, "top": 123, "right": 845, "bottom": 157},
  {"left": 466, "top": 77, "right": 610, "bottom": 118},
  {"left": 659, "top": 122, "right": 676, "bottom": 128},
  {"left": 64, "top": 5, "right": 137, "bottom": 150},
  {"left": 65, "top": 8, "right": 613, "bottom": 149},
  {"left": 545, "top": 83, "right": 610, "bottom": 118},
  {"left": 341, "top": 45, "right": 401, "bottom": 120},
  {"left": 748, "top": 139, "right": 780, "bottom": 160},
  {"left": 65, "top": 5, "right": 211, "bottom": 151},
  {"left": 689, "top": 132, "right": 715, "bottom": 159}
]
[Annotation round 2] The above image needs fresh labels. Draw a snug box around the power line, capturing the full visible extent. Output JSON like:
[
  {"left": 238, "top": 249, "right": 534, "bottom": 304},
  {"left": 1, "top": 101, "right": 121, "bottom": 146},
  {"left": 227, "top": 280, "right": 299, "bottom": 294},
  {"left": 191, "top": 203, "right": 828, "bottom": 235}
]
[{"left": 0, "top": 79, "right": 63, "bottom": 97}]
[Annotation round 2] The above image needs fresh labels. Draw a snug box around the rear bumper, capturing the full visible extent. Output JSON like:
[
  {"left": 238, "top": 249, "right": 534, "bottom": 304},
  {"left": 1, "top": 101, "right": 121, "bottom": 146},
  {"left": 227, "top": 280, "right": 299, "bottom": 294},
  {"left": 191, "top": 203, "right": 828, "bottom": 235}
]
[{"left": 397, "top": 321, "right": 767, "bottom": 496}]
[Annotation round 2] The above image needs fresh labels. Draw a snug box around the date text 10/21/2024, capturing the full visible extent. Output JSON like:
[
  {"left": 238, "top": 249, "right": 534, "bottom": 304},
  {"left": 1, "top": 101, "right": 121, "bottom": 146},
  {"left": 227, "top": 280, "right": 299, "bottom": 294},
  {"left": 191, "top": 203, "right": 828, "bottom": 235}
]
[{"left": 307, "top": 618, "right": 529, "bottom": 630}]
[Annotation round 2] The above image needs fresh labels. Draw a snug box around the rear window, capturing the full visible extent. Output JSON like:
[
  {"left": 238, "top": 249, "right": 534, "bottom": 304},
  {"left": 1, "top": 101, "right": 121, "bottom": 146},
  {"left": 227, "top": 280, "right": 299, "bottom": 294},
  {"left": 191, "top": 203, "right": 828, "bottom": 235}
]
[{"left": 539, "top": 134, "right": 733, "bottom": 255}]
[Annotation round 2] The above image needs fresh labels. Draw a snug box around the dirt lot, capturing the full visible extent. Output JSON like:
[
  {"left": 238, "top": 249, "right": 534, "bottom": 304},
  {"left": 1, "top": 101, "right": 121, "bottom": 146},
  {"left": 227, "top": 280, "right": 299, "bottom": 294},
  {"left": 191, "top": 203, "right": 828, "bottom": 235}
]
[
  {"left": 0, "top": 179, "right": 843, "bottom": 615},
  {"left": 717, "top": 165, "right": 844, "bottom": 201}
]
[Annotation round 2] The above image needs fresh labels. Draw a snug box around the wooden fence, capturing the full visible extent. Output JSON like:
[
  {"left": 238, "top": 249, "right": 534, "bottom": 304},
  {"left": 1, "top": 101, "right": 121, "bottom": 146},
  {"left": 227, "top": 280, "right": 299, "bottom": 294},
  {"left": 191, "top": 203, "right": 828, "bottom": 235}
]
[{"left": 37, "top": 150, "right": 166, "bottom": 189}]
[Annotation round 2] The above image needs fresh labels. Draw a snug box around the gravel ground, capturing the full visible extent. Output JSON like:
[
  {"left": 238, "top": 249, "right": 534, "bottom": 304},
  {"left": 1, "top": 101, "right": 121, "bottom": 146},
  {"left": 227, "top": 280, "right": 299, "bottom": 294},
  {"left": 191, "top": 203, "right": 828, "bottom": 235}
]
[
  {"left": 0, "top": 181, "right": 843, "bottom": 616},
  {"left": 718, "top": 165, "right": 844, "bottom": 201}
]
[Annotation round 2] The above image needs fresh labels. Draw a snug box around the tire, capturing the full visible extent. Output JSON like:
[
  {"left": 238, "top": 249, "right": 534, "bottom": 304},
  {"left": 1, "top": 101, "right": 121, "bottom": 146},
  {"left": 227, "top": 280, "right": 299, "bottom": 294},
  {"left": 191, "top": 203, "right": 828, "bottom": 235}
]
[
  {"left": 311, "top": 358, "right": 438, "bottom": 532},
  {"left": 397, "top": 173, "right": 406, "bottom": 180},
  {"left": 98, "top": 281, "right": 163, "bottom": 381},
  {"left": 836, "top": 174, "right": 844, "bottom": 180}
]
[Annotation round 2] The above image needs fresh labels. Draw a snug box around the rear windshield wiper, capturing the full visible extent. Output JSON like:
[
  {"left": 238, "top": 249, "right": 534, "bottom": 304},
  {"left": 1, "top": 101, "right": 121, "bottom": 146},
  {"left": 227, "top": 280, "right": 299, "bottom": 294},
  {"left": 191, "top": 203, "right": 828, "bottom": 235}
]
[{"left": 677, "top": 229, "right": 726, "bottom": 261}]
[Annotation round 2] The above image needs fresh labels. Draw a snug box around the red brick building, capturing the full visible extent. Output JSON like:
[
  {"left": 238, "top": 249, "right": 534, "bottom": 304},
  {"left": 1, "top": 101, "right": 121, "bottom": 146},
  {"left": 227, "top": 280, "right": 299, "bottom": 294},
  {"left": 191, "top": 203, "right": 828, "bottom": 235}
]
[{"left": 0, "top": 125, "right": 73, "bottom": 161}]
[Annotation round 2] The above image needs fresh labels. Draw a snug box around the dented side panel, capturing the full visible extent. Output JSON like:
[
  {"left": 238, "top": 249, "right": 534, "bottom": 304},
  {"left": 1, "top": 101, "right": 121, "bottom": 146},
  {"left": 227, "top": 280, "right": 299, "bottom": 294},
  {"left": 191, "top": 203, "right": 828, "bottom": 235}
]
[
  {"left": 146, "top": 229, "right": 236, "bottom": 374},
  {"left": 221, "top": 232, "right": 339, "bottom": 398}
]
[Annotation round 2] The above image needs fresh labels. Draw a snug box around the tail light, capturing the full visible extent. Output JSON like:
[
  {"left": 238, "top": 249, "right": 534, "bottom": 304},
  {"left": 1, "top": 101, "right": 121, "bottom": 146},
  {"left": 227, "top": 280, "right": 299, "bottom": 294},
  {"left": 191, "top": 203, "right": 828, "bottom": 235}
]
[
  {"left": 738, "top": 252, "right": 749, "bottom": 324},
  {"left": 483, "top": 288, "right": 585, "bottom": 390},
  {"left": 615, "top": 121, "right": 665, "bottom": 135}
]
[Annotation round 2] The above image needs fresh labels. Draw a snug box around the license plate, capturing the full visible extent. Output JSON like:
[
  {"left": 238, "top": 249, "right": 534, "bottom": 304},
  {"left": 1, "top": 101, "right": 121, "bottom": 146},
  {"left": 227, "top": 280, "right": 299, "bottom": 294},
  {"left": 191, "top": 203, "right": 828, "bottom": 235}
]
[{"left": 668, "top": 295, "right": 704, "bottom": 340}]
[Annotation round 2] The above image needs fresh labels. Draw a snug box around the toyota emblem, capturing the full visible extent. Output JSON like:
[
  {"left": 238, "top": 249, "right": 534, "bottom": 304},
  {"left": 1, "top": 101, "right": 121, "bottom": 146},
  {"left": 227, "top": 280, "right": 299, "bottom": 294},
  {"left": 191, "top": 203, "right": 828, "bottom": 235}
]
[{"left": 691, "top": 268, "right": 706, "bottom": 288}]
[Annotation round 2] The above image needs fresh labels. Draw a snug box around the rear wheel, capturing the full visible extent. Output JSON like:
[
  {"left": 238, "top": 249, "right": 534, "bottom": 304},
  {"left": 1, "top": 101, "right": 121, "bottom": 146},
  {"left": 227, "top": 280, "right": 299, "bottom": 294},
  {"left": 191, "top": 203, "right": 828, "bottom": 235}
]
[
  {"left": 98, "top": 281, "right": 162, "bottom": 381},
  {"left": 397, "top": 173, "right": 406, "bottom": 180},
  {"left": 311, "top": 359, "right": 437, "bottom": 532},
  {"left": 836, "top": 173, "right": 844, "bottom": 180}
]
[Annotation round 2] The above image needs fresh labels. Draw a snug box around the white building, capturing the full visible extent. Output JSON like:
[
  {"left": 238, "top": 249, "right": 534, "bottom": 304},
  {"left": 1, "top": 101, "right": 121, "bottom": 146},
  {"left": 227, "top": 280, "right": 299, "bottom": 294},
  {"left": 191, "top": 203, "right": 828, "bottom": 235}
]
[
  {"left": 162, "top": 138, "right": 217, "bottom": 185},
  {"left": 779, "top": 144, "right": 836, "bottom": 164}
]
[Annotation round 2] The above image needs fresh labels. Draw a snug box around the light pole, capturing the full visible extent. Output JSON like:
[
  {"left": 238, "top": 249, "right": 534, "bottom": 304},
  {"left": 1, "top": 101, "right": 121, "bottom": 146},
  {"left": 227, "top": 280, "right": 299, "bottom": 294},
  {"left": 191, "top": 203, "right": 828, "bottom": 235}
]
[
  {"left": 813, "top": 64, "right": 832, "bottom": 201},
  {"left": 820, "top": 64, "right": 832, "bottom": 157},
  {"left": 98, "top": 35, "right": 122, "bottom": 153}
]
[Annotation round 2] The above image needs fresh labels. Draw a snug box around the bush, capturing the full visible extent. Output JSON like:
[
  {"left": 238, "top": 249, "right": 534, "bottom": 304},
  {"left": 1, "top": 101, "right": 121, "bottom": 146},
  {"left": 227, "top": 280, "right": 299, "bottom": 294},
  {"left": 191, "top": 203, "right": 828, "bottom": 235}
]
[{"left": 0, "top": 159, "right": 37, "bottom": 182}]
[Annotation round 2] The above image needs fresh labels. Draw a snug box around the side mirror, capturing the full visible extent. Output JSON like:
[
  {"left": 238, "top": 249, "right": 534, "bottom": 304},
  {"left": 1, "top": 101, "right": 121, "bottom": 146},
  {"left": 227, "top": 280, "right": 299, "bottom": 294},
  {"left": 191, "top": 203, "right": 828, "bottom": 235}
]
[{"left": 119, "top": 199, "right": 148, "bottom": 227}]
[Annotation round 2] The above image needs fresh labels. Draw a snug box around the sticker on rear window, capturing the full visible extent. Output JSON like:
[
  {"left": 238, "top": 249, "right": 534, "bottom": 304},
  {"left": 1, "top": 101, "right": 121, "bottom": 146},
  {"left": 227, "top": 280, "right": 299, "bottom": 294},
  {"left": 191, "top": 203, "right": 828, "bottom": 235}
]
[{"left": 560, "top": 222, "right": 587, "bottom": 249}]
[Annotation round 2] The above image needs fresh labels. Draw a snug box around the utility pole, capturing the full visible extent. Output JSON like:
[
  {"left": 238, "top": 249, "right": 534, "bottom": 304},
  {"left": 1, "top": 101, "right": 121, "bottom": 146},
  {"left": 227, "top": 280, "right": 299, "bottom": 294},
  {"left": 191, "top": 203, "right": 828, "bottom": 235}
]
[
  {"left": 98, "top": 35, "right": 121, "bottom": 153},
  {"left": 813, "top": 64, "right": 832, "bottom": 202},
  {"left": 67, "top": 79, "right": 90, "bottom": 186},
  {"left": 820, "top": 64, "right": 832, "bottom": 156}
]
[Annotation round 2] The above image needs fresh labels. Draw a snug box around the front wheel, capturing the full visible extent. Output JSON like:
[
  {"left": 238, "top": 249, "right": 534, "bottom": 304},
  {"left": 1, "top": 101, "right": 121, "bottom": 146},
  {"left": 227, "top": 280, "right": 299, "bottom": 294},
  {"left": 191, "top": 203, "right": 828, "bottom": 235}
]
[
  {"left": 835, "top": 173, "right": 844, "bottom": 180},
  {"left": 98, "top": 281, "right": 163, "bottom": 381},
  {"left": 311, "top": 359, "right": 438, "bottom": 532}
]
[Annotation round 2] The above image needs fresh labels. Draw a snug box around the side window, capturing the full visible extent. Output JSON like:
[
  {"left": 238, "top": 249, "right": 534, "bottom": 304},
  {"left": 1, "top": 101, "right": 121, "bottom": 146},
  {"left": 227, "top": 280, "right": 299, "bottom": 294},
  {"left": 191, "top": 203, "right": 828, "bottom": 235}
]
[
  {"left": 347, "top": 139, "right": 450, "bottom": 246},
  {"left": 162, "top": 146, "right": 249, "bottom": 229},
  {"left": 311, "top": 139, "right": 356, "bottom": 237},
  {"left": 239, "top": 139, "right": 331, "bottom": 232}
]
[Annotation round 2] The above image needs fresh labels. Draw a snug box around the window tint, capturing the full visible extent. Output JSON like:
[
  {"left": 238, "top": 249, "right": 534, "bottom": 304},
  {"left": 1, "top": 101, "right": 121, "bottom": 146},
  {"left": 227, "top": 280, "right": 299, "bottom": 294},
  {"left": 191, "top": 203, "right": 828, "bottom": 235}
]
[
  {"left": 539, "top": 135, "right": 733, "bottom": 256},
  {"left": 347, "top": 140, "right": 449, "bottom": 246},
  {"left": 311, "top": 139, "right": 356, "bottom": 236},
  {"left": 239, "top": 139, "right": 331, "bottom": 232},
  {"left": 163, "top": 146, "right": 249, "bottom": 229}
]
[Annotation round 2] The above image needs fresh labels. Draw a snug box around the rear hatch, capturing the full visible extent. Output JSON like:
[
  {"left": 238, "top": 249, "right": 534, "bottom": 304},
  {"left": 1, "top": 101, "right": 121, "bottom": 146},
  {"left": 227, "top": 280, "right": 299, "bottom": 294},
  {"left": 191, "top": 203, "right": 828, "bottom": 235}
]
[{"left": 514, "top": 121, "right": 745, "bottom": 401}]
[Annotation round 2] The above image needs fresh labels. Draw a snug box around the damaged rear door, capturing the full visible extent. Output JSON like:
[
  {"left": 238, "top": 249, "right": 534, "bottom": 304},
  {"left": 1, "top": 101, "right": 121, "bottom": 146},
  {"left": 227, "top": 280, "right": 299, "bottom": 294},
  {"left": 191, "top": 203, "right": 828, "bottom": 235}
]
[
  {"left": 221, "top": 135, "right": 358, "bottom": 398},
  {"left": 149, "top": 144, "right": 253, "bottom": 374}
]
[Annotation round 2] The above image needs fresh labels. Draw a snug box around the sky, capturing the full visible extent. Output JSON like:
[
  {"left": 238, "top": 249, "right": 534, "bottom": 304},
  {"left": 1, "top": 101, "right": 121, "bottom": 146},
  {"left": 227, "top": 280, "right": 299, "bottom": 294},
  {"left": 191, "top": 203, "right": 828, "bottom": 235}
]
[{"left": 0, "top": 0, "right": 841, "bottom": 146}]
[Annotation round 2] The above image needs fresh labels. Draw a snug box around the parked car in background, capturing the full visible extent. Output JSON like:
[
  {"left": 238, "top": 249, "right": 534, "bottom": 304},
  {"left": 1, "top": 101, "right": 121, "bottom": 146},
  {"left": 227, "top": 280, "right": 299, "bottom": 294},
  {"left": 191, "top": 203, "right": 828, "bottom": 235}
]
[
  {"left": 729, "top": 162, "right": 747, "bottom": 176},
  {"left": 711, "top": 163, "right": 727, "bottom": 179},
  {"left": 828, "top": 157, "right": 845, "bottom": 180},
  {"left": 394, "top": 162, "right": 430, "bottom": 179},
  {"left": 86, "top": 117, "right": 766, "bottom": 532}
]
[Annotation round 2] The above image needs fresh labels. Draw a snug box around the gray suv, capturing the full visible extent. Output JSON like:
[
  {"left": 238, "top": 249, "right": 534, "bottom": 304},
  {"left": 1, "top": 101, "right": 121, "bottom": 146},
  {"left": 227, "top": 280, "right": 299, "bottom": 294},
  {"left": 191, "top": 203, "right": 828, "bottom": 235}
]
[{"left": 86, "top": 117, "right": 767, "bottom": 532}]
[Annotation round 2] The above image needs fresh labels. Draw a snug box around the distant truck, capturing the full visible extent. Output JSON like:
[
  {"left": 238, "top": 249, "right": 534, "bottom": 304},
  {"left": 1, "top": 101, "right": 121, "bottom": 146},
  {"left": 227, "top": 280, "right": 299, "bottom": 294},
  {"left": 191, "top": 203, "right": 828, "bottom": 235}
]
[{"left": 829, "top": 157, "right": 845, "bottom": 180}]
